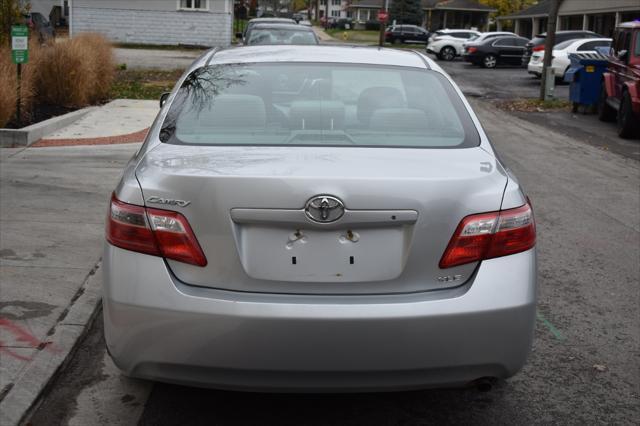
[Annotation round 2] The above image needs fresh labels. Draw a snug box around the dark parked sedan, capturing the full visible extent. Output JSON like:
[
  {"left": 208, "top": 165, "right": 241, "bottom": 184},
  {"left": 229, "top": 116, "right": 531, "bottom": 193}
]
[
  {"left": 385, "top": 25, "right": 430, "bottom": 44},
  {"left": 463, "top": 36, "right": 529, "bottom": 68},
  {"left": 522, "top": 30, "right": 602, "bottom": 66}
]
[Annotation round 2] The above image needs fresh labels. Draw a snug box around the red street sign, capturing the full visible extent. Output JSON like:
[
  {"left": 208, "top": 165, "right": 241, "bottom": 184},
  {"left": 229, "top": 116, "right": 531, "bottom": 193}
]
[{"left": 378, "top": 11, "right": 389, "bottom": 22}]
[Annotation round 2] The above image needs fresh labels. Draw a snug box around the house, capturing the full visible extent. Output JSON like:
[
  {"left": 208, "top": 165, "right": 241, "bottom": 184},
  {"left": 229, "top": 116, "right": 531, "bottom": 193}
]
[
  {"left": 496, "top": 0, "right": 640, "bottom": 39},
  {"left": 69, "top": 0, "right": 234, "bottom": 47},
  {"left": 310, "top": 0, "right": 353, "bottom": 20},
  {"left": 25, "top": 0, "right": 69, "bottom": 25},
  {"left": 347, "top": 0, "right": 495, "bottom": 31}
]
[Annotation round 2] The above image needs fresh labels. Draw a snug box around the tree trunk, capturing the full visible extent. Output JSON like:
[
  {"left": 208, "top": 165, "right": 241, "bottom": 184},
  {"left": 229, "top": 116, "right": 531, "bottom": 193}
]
[{"left": 540, "top": 0, "right": 563, "bottom": 100}]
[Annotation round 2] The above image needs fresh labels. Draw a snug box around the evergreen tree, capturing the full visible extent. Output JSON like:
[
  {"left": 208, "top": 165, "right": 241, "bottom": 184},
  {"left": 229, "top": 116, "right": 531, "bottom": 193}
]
[{"left": 389, "top": 0, "right": 423, "bottom": 26}]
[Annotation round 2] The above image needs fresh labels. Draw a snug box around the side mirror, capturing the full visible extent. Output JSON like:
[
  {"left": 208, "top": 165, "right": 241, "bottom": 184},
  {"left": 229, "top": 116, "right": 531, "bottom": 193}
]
[
  {"left": 617, "top": 49, "right": 629, "bottom": 62},
  {"left": 159, "top": 92, "right": 170, "bottom": 108}
]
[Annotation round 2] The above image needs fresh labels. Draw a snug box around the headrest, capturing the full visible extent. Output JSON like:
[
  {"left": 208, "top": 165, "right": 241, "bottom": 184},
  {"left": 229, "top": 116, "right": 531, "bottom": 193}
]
[{"left": 357, "top": 86, "right": 405, "bottom": 124}]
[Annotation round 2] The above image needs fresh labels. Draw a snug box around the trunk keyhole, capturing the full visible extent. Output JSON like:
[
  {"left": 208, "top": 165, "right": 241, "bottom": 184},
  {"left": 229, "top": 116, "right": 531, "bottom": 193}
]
[
  {"left": 292, "top": 256, "right": 297, "bottom": 265},
  {"left": 349, "top": 256, "right": 354, "bottom": 265}
]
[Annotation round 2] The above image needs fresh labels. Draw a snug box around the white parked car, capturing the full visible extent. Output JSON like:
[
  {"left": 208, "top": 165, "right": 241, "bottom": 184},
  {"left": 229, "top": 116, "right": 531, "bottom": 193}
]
[
  {"left": 527, "top": 38, "right": 612, "bottom": 79},
  {"left": 426, "top": 29, "right": 481, "bottom": 60}
]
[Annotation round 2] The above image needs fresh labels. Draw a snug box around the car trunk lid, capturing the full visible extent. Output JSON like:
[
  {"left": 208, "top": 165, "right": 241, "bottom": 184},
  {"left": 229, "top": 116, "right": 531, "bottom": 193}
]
[{"left": 135, "top": 144, "right": 507, "bottom": 295}]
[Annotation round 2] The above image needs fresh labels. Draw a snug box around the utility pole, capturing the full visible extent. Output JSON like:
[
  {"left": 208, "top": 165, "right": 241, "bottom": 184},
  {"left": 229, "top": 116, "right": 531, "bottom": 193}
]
[
  {"left": 540, "top": 0, "right": 563, "bottom": 101},
  {"left": 378, "top": 0, "right": 389, "bottom": 47}
]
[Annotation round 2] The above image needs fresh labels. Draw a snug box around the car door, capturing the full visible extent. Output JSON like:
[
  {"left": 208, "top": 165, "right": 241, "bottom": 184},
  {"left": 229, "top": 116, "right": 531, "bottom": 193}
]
[
  {"left": 402, "top": 27, "right": 419, "bottom": 43},
  {"left": 492, "top": 37, "right": 520, "bottom": 65},
  {"left": 610, "top": 30, "right": 633, "bottom": 100}
]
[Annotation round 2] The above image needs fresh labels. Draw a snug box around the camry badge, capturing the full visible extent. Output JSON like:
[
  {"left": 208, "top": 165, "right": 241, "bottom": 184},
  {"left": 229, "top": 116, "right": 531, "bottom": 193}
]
[
  {"left": 305, "top": 195, "right": 345, "bottom": 223},
  {"left": 146, "top": 196, "right": 191, "bottom": 207}
]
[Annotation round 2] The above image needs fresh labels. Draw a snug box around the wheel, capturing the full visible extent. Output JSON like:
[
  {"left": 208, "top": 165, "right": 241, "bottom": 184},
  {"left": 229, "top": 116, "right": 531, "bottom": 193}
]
[
  {"left": 482, "top": 54, "right": 497, "bottom": 69},
  {"left": 572, "top": 102, "right": 579, "bottom": 113},
  {"left": 597, "top": 83, "right": 616, "bottom": 122},
  {"left": 617, "top": 90, "right": 640, "bottom": 139},
  {"left": 440, "top": 46, "right": 456, "bottom": 61}
]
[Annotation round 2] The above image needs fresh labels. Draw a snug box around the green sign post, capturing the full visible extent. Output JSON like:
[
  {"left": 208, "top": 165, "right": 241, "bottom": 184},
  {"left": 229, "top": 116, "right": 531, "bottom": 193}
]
[{"left": 11, "top": 25, "right": 28, "bottom": 126}]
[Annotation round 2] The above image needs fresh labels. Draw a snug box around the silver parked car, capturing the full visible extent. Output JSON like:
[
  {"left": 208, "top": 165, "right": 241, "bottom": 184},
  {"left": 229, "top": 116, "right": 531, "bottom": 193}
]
[{"left": 104, "top": 45, "right": 537, "bottom": 391}]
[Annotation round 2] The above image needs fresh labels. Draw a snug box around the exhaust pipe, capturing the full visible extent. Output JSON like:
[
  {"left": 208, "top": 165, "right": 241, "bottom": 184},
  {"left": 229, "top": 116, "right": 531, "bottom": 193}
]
[{"left": 473, "top": 377, "right": 496, "bottom": 392}]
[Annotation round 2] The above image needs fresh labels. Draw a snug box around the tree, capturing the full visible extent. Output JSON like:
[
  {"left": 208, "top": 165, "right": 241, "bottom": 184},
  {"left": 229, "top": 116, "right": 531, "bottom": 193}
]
[
  {"left": 389, "top": 0, "right": 423, "bottom": 26},
  {"left": 540, "top": 0, "right": 563, "bottom": 100},
  {"left": 1, "top": 0, "right": 29, "bottom": 46},
  {"left": 478, "top": 0, "right": 538, "bottom": 18}
]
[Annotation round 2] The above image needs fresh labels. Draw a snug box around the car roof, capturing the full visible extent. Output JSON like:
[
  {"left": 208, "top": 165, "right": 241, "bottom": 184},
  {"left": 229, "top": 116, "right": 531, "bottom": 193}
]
[
  {"left": 251, "top": 23, "right": 313, "bottom": 31},
  {"left": 617, "top": 21, "right": 640, "bottom": 29},
  {"left": 249, "top": 17, "right": 296, "bottom": 23},
  {"left": 439, "top": 29, "right": 477, "bottom": 33},
  {"left": 535, "top": 30, "right": 598, "bottom": 37},
  {"left": 197, "top": 45, "right": 431, "bottom": 69}
]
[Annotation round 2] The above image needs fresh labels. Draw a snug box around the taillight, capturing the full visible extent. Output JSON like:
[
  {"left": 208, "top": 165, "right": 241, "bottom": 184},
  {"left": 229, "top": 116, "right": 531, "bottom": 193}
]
[
  {"left": 532, "top": 45, "right": 545, "bottom": 52},
  {"left": 106, "top": 194, "right": 207, "bottom": 266},
  {"left": 439, "top": 202, "right": 535, "bottom": 269},
  {"left": 468, "top": 46, "right": 477, "bottom": 53}
]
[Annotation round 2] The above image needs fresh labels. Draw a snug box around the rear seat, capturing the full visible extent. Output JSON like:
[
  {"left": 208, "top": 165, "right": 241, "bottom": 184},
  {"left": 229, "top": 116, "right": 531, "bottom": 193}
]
[{"left": 177, "top": 95, "right": 266, "bottom": 132}]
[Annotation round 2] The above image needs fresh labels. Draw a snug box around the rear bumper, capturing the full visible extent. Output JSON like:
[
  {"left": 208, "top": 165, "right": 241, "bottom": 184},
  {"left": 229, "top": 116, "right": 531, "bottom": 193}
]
[
  {"left": 103, "top": 243, "right": 537, "bottom": 391},
  {"left": 528, "top": 63, "right": 542, "bottom": 76}
]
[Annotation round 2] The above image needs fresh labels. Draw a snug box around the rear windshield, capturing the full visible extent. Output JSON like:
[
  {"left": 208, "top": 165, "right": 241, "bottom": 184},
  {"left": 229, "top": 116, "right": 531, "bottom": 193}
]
[
  {"left": 248, "top": 29, "right": 316, "bottom": 45},
  {"left": 160, "top": 63, "right": 479, "bottom": 148}
]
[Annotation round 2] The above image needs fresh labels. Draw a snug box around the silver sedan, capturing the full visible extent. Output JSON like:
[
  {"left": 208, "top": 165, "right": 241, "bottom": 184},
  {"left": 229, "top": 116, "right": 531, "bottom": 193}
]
[{"left": 104, "top": 45, "right": 537, "bottom": 391}]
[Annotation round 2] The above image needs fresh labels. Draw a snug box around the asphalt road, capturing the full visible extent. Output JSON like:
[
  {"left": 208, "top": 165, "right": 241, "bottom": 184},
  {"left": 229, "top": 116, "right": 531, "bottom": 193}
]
[
  {"left": 26, "top": 94, "right": 639, "bottom": 425},
  {"left": 432, "top": 58, "right": 640, "bottom": 160}
]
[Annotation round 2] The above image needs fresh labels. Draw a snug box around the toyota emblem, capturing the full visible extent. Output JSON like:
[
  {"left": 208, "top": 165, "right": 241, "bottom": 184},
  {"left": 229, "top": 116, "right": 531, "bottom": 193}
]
[{"left": 305, "top": 195, "right": 345, "bottom": 223}]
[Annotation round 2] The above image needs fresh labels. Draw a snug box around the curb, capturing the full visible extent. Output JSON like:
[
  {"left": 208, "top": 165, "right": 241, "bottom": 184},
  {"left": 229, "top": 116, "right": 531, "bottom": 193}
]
[
  {"left": 0, "top": 107, "right": 96, "bottom": 148},
  {"left": 0, "top": 261, "right": 103, "bottom": 426}
]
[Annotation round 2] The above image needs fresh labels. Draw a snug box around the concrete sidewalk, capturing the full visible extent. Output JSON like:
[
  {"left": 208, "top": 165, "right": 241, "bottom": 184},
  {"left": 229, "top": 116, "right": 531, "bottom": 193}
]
[{"left": 0, "top": 99, "right": 157, "bottom": 425}]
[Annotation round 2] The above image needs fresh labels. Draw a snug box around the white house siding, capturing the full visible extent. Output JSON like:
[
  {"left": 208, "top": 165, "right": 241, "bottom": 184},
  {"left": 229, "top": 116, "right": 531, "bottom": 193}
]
[{"left": 71, "top": 0, "right": 232, "bottom": 47}]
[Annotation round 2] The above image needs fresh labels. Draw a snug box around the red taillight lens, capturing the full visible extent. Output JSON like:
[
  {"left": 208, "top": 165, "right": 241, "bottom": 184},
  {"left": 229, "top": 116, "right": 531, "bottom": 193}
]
[
  {"left": 468, "top": 46, "right": 477, "bottom": 53},
  {"left": 532, "top": 45, "right": 545, "bottom": 52},
  {"left": 439, "top": 202, "right": 535, "bottom": 269},
  {"left": 106, "top": 194, "right": 207, "bottom": 267}
]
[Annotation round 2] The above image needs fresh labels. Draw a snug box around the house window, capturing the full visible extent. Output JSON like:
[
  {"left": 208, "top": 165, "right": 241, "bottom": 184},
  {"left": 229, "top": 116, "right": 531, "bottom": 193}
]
[
  {"left": 320, "top": 0, "right": 326, "bottom": 5},
  {"left": 332, "top": 0, "right": 341, "bottom": 5},
  {"left": 331, "top": 10, "right": 340, "bottom": 17},
  {"left": 178, "top": 0, "right": 208, "bottom": 11}
]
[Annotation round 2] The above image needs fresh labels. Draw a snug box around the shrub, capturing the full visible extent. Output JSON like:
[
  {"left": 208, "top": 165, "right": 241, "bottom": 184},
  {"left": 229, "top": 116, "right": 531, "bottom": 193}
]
[
  {"left": 36, "top": 33, "right": 114, "bottom": 107},
  {"left": 0, "top": 46, "right": 17, "bottom": 127},
  {"left": 365, "top": 20, "right": 381, "bottom": 31},
  {"left": 0, "top": 40, "right": 41, "bottom": 127}
]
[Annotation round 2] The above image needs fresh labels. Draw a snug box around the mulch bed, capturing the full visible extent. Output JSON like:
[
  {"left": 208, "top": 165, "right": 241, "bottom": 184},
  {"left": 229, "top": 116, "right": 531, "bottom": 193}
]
[{"left": 4, "top": 104, "right": 76, "bottom": 129}]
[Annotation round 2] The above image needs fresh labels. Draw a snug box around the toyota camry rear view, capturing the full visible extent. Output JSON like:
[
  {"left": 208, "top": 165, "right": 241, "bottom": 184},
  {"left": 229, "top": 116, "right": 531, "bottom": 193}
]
[{"left": 103, "top": 45, "right": 536, "bottom": 391}]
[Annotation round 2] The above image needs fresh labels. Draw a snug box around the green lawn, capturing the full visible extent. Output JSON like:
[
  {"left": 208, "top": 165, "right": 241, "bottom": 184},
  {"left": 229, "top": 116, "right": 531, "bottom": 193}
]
[
  {"left": 325, "top": 29, "right": 380, "bottom": 43},
  {"left": 110, "top": 69, "right": 184, "bottom": 100}
]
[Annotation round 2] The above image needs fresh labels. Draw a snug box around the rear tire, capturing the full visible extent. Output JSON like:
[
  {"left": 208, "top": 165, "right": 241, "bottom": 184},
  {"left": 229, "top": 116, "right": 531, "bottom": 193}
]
[
  {"left": 617, "top": 91, "right": 639, "bottom": 139},
  {"left": 598, "top": 84, "right": 616, "bottom": 122},
  {"left": 440, "top": 46, "right": 456, "bottom": 61},
  {"left": 482, "top": 54, "right": 497, "bottom": 69}
]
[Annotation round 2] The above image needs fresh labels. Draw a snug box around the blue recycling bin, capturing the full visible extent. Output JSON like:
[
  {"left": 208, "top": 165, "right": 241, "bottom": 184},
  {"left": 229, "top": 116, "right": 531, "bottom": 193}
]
[{"left": 564, "top": 53, "right": 609, "bottom": 112}]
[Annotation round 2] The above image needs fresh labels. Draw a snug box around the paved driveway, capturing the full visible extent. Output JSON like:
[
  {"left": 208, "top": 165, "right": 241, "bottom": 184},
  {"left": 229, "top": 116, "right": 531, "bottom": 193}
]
[
  {"left": 113, "top": 48, "right": 204, "bottom": 70},
  {"left": 26, "top": 98, "right": 639, "bottom": 425}
]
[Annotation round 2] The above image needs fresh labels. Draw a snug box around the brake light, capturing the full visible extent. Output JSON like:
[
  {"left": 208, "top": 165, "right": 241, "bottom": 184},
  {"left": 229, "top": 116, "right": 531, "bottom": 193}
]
[
  {"left": 106, "top": 194, "right": 207, "bottom": 266},
  {"left": 439, "top": 202, "right": 535, "bottom": 269},
  {"left": 532, "top": 45, "right": 545, "bottom": 52},
  {"left": 467, "top": 46, "right": 478, "bottom": 53}
]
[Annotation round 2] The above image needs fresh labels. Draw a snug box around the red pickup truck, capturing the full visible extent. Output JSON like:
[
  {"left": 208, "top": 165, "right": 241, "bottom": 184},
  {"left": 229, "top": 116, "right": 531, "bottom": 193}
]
[{"left": 598, "top": 21, "right": 640, "bottom": 139}]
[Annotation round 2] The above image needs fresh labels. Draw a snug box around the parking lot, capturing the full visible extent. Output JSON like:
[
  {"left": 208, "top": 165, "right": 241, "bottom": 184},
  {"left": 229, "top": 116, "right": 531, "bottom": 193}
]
[{"left": 18, "top": 75, "right": 638, "bottom": 424}]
